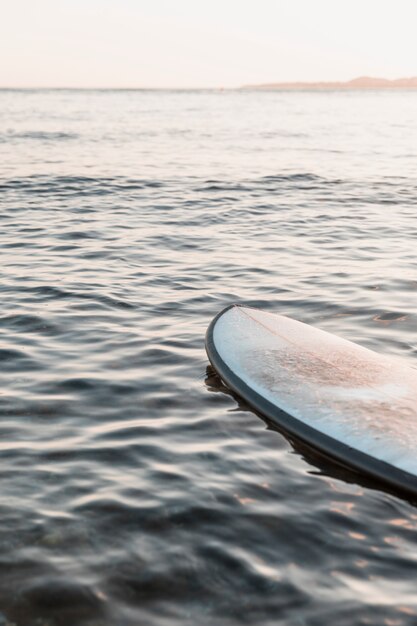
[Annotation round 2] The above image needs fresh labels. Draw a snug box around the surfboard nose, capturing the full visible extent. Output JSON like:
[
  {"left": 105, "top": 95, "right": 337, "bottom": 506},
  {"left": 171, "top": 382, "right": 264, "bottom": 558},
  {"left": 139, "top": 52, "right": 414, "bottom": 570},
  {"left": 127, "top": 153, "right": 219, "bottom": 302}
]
[{"left": 206, "top": 305, "right": 417, "bottom": 497}]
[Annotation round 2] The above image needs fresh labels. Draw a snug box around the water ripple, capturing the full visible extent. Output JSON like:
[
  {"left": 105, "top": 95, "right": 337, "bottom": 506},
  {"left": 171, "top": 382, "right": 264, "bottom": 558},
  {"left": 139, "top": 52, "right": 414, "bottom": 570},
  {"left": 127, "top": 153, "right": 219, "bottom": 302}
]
[{"left": 0, "top": 89, "right": 417, "bottom": 625}]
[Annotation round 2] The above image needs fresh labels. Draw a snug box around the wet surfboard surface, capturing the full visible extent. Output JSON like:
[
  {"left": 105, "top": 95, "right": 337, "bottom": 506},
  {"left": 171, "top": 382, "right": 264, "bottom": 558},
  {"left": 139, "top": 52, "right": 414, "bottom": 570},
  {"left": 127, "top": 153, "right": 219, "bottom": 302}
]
[{"left": 206, "top": 304, "right": 417, "bottom": 496}]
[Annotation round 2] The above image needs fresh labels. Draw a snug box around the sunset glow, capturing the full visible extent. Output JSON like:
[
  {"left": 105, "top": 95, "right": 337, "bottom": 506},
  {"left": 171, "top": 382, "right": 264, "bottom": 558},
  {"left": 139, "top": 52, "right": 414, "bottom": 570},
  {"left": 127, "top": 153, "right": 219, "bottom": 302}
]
[{"left": 1, "top": 0, "right": 416, "bottom": 88}]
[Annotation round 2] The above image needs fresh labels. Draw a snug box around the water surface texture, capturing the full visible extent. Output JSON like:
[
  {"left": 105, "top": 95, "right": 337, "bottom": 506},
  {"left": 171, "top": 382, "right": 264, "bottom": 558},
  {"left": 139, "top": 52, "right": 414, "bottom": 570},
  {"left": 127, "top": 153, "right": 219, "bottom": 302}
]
[{"left": 1, "top": 89, "right": 417, "bottom": 625}]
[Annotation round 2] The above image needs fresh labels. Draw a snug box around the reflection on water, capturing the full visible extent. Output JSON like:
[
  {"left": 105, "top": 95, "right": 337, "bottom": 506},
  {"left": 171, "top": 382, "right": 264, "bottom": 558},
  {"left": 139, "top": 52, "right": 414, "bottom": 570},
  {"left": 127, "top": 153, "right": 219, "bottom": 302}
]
[{"left": 0, "top": 88, "right": 417, "bottom": 625}]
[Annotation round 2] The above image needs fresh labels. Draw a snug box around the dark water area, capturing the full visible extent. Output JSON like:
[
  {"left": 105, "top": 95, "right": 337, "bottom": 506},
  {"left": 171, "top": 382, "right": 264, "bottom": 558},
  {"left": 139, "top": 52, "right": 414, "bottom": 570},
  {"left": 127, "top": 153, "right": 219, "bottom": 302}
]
[{"left": 1, "top": 89, "right": 417, "bottom": 625}]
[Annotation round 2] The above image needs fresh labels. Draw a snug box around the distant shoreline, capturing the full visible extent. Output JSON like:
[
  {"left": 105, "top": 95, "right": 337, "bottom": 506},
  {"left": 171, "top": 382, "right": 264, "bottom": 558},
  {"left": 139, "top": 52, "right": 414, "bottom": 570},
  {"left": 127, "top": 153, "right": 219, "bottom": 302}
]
[
  {"left": 241, "top": 76, "right": 417, "bottom": 91},
  {"left": 1, "top": 76, "right": 417, "bottom": 91}
]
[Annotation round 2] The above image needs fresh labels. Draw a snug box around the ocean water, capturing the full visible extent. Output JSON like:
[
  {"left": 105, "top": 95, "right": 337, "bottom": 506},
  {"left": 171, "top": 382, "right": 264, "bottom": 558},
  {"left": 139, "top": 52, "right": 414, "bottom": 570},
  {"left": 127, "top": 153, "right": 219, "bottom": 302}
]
[{"left": 0, "top": 88, "right": 417, "bottom": 626}]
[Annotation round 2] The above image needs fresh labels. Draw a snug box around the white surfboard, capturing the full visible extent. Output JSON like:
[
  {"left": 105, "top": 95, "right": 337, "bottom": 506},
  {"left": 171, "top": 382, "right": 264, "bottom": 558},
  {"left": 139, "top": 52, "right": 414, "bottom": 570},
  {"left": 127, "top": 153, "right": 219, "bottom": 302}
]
[{"left": 206, "top": 304, "right": 417, "bottom": 496}]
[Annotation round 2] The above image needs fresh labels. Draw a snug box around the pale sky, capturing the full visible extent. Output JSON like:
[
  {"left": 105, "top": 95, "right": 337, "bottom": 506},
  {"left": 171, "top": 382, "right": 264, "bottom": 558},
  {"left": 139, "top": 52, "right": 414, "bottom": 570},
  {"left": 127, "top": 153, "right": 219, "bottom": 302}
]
[{"left": 1, "top": 0, "right": 416, "bottom": 88}]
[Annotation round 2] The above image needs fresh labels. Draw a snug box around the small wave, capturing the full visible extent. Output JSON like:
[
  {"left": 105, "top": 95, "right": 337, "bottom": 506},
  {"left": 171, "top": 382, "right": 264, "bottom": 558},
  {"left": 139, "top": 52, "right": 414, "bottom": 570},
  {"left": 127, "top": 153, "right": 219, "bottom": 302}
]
[
  {"left": 261, "top": 172, "right": 323, "bottom": 182},
  {"left": 2, "top": 130, "right": 78, "bottom": 141},
  {"left": 0, "top": 313, "right": 60, "bottom": 335},
  {"left": 0, "top": 175, "right": 166, "bottom": 196}
]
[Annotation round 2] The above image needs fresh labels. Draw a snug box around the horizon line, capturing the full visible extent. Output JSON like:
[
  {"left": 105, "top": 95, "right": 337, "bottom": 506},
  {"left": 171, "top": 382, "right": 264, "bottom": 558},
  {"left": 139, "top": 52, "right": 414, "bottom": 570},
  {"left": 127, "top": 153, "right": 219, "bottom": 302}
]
[
  {"left": 1, "top": 76, "right": 417, "bottom": 91},
  {"left": 0, "top": 87, "right": 226, "bottom": 91}
]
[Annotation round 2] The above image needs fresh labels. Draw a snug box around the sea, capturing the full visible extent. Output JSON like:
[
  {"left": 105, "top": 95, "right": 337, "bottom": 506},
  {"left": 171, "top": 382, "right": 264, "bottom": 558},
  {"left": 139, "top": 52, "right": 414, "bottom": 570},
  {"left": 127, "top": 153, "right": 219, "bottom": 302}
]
[{"left": 1, "top": 88, "right": 417, "bottom": 625}]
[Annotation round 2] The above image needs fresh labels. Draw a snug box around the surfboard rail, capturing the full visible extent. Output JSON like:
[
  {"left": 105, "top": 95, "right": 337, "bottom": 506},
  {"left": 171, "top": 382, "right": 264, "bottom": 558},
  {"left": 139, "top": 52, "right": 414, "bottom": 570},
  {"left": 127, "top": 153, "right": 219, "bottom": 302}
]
[{"left": 206, "top": 304, "right": 417, "bottom": 499}]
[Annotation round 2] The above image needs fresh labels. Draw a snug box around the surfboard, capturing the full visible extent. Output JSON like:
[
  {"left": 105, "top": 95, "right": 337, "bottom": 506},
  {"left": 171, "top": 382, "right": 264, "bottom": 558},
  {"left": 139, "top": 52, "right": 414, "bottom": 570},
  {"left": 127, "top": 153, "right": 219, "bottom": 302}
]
[{"left": 206, "top": 304, "right": 417, "bottom": 496}]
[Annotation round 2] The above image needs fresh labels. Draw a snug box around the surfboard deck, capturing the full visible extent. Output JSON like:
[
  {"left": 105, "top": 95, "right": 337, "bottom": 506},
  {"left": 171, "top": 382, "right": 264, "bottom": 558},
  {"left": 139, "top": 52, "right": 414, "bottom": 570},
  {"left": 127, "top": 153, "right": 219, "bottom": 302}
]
[{"left": 206, "top": 304, "right": 417, "bottom": 497}]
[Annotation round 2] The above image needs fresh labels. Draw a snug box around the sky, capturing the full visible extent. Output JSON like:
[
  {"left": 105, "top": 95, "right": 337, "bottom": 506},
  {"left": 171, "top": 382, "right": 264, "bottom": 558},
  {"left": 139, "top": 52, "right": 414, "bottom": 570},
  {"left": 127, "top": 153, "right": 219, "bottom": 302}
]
[{"left": 1, "top": 0, "right": 416, "bottom": 88}]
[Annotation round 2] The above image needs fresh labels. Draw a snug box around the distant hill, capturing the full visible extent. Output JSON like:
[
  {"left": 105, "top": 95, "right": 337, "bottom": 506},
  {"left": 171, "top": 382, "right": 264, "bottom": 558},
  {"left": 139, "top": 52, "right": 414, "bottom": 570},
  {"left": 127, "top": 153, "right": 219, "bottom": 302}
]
[{"left": 241, "top": 76, "right": 417, "bottom": 90}]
